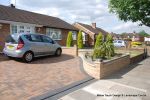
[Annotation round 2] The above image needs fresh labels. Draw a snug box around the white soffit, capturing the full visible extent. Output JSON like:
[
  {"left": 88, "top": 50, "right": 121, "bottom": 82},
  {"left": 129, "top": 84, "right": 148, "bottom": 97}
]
[{"left": 0, "top": 20, "right": 43, "bottom": 27}]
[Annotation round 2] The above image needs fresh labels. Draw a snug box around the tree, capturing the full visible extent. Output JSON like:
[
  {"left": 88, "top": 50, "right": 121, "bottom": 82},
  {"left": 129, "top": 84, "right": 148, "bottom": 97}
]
[
  {"left": 66, "top": 31, "right": 73, "bottom": 47},
  {"left": 138, "top": 30, "right": 149, "bottom": 37},
  {"left": 94, "top": 32, "right": 103, "bottom": 48},
  {"left": 77, "top": 30, "right": 83, "bottom": 49},
  {"left": 109, "top": 0, "right": 150, "bottom": 27}
]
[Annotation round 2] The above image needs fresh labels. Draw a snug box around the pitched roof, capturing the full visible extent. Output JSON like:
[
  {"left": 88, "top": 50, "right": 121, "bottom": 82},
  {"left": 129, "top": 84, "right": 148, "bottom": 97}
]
[
  {"left": 111, "top": 33, "right": 121, "bottom": 38},
  {"left": 75, "top": 22, "right": 108, "bottom": 35},
  {"left": 0, "top": 5, "right": 77, "bottom": 30}
]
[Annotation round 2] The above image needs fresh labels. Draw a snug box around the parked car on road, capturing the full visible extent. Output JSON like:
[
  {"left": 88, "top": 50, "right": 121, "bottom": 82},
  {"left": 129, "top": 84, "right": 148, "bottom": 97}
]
[
  {"left": 131, "top": 41, "right": 142, "bottom": 47},
  {"left": 3, "top": 33, "right": 62, "bottom": 62},
  {"left": 113, "top": 40, "right": 126, "bottom": 47}
]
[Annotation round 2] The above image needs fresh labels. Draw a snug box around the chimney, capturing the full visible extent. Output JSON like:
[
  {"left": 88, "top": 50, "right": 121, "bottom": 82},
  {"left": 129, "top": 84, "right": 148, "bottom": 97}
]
[
  {"left": 91, "top": 23, "right": 96, "bottom": 29},
  {"left": 10, "top": 4, "right": 15, "bottom": 8}
]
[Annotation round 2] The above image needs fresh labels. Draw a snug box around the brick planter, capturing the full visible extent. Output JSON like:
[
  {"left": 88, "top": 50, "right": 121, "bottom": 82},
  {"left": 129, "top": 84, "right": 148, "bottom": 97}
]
[
  {"left": 130, "top": 53, "right": 145, "bottom": 64},
  {"left": 82, "top": 55, "right": 130, "bottom": 79}
]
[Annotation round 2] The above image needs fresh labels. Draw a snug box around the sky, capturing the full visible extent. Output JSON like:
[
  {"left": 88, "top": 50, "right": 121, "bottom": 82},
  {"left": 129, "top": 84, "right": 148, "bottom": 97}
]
[{"left": 0, "top": 0, "right": 150, "bottom": 34}]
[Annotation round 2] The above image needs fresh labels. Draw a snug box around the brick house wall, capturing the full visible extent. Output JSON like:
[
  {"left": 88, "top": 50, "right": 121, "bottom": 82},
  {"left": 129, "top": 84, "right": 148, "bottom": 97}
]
[
  {"left": 35, "top": 27, "right": 46, "bottom": 34},
  {"left": 55, "top": 29, "right": 77, "bottom": 46},
  {"left": 88, "top": 33, "right": 94, "bottom": 46},
  {"left": 0, "top": 23, "right": 10, "bottom": 51}
]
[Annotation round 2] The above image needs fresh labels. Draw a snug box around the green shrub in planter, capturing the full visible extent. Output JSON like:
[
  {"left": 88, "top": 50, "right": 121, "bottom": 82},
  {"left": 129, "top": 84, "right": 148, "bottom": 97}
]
[
  {"left": 94, "top": 32, "right": 103, "bottom": 48},
  {"left": 106, "top": 33, "right": 113, "bottom": 43},
  {"left": 93, "top": 43, "right": 106, "bottom": 59},
  {"left": 66, "top": 31, "right": 73, "bottom": 47},
  {"left": 106, "top": 34, "right": 115, "bottom": 57},
  {"left": 77, "top": 30, "right": 83, "bottom": 49},
  {"left": 105, "top": 42, "right": 115, "bottom": 58},
  {"left": 93, "top": 33, "right": 115, "bottom": 59}
]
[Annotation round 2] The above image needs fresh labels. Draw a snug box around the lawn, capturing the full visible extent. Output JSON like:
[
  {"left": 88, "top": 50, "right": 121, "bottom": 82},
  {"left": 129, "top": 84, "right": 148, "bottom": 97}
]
[{"left": 115, "top": 49, "right": 143, "bottom": 58}]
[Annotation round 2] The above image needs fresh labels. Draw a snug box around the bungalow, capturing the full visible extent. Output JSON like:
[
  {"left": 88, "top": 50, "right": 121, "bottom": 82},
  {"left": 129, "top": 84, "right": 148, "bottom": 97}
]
[
  {"left": 73, "top": 22, "right": 108, "bottom": 46},
  {"left": 111, "top": 32, "right": 123, "bottom": 40},
  {"left": 119, "top": 32, "right": 144, "bottom": 42},
  {"left": 0, "top": 4, "right": 78, "bottom": 51}
]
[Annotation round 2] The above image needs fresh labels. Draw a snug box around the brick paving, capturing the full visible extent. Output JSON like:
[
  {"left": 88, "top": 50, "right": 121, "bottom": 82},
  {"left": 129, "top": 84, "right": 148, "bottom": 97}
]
[{"left": 0, "top": 54, "right": 87, "bottom": 100}]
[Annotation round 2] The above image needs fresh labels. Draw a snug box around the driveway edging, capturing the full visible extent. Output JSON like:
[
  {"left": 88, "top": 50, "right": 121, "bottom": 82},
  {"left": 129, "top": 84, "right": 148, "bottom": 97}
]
[{"left": 30, "top": 77, "right": 94, "bottom": 100}]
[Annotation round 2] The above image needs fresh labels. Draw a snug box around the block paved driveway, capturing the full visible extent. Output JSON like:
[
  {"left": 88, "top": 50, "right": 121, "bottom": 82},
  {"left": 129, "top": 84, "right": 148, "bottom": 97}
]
[{"left": 0, "top": 53, "right": 87, "bottom": 100}]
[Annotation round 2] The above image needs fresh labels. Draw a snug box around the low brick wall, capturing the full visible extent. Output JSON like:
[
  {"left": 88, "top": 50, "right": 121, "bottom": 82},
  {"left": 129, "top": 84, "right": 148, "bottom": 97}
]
[
  {"left": 62, "top": 45, "right": 77, "bottom": 56},
  {"left": 83, "top": 55, "right": 130, "bottom": 79},
  {"left": 130, "top": 53, "right": 145, "bottom": 64},
  {"left": 83, "top": 60, "right": 100, "bottom": 79}
]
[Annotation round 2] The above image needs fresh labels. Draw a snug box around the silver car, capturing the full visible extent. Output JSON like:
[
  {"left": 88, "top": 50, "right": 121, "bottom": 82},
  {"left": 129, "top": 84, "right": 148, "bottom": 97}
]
[
  {"left": 3, "top": 33, "right": 62, "bottom": 62},
  {"left": 113, "top": 40, "right": 126, "bottom": 47}
]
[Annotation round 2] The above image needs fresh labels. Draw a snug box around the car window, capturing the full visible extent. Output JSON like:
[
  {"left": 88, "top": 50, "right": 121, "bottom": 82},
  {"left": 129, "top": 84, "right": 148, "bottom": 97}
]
[
  {"left": 30, "top": 35, "right": 42, "bottom": 42},
  {"left": 6, "top": 35, "right": 18, "bottom": 44},
  {"left": 42, "top": 36, "right": 53, "bottom": 43},
  {"left": 24, "top": 35, "right": 32, "bottom": 41},
  {"left": 118, "top": 41, "right": 122, "bottom": 43}
]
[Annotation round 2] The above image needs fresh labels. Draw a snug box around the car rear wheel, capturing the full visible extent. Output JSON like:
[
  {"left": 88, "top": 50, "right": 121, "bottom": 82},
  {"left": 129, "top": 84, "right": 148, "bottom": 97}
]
[
  {"left": 55, "top": 48, "right": 62, "bottom": 56},
  {"left": 23, "top": 52, "right": 33, "bottom": 63}
]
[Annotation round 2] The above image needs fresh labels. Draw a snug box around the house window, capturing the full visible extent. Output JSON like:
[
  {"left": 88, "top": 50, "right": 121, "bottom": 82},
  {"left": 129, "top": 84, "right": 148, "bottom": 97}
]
[
  {"left": 19, "top": 30, "right": 24, "bottom": 33},
  {"left": 20, "top": 26, "right": 24, "bottom": 29},
  {"left": 27, "top": 27, "right": 30, "bottom": 29},
  {"left": 72, "top": 31, "right": 77, "bottom": 40},
  {"left": 82, "top": 32, "right": 88, "bottom": 41},
  {"left": 11, "top": 25, "right": 17, "bottom": 34},
  {"left": 11, "top": 24, "right": 35, "bottom": 34},
  {"left": 46, "top": 28, "right": 62, "bottom": 40}
]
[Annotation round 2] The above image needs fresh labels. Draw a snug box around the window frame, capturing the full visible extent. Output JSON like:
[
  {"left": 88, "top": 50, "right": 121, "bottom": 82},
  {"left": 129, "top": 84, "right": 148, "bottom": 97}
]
[
  {"left": 11, "top": 25, "right": 17, "bottom": 34},
  {"left": 46, "top": 28, "right": 62, "bottom": 40},
  {"left": 10, "top": 24, "right": 35, "bottom": 34},
  {"left": 72, "top": 31, "right": 77, "bottom": 40}
]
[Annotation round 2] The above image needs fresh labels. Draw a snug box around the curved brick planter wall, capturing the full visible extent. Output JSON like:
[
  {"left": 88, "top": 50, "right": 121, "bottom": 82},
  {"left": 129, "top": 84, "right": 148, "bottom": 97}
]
[{"left": 82, "top": 55, "right": 130, "bottom": 79}]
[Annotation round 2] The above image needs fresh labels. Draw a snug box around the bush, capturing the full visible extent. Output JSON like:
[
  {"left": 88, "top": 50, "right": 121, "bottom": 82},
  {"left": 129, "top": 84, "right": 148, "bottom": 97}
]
[
  {"left": 93, "top": 43, "right": 106, "bottom": 59},
  {"left": 77, "top": 30, "right": 83, "bottom": 49},
  {"left": 93, "top": 33, "right": 115, "bottom": 59},
  {"left": 106, "top": 33, "right": 113, "bottom": 43},
  {"left": 106, "top": 34, "right": 115, "bottom": 57},
  {"left": 94, "top": 32, "right": 103, "bottom": 48},
  {"left": 66, "top": 31, "right": 73, "bottom": 47}
]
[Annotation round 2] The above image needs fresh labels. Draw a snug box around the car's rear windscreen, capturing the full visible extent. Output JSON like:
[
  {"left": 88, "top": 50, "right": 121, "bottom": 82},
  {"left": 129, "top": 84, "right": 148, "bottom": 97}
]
[{"left": 6, "top": 35, "right": 18, "bottom": 44}]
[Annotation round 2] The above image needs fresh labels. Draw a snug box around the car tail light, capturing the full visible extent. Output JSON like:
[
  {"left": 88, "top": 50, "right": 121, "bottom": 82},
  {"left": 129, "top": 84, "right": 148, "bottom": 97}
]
[{"left": 17, "top": 38, "right": 24, "bottom": 50}]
